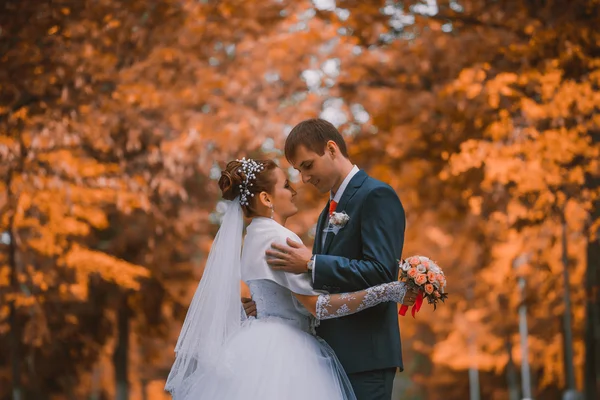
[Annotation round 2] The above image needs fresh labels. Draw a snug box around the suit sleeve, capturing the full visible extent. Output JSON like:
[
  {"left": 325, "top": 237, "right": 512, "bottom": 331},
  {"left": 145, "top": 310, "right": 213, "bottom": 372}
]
[{"left": 313, "top": 185, "right": 405, "bottom": 292}]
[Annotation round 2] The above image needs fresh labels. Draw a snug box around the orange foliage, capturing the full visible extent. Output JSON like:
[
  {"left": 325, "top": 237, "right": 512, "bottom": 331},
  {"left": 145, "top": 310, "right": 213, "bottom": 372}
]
[{"left": 1, "top": 0, "right": 599, "bottom": 399}]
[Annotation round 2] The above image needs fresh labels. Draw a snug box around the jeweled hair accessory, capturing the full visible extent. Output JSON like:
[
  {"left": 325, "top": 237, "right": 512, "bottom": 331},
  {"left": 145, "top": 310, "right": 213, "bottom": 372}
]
[{"left": 236, "top": 157, "right": 265, "bottom": 206}]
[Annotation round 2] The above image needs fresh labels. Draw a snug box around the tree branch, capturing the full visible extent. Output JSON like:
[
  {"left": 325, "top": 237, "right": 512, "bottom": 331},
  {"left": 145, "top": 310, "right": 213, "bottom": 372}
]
[{"left": 428, "top": 12, "right": 530, "bottom": 41}]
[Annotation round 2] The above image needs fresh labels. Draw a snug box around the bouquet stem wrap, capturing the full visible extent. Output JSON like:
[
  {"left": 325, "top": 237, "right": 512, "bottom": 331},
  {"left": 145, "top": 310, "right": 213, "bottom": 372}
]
[{"left": 399, "top": 290, "right": 424, "bottom": 317}]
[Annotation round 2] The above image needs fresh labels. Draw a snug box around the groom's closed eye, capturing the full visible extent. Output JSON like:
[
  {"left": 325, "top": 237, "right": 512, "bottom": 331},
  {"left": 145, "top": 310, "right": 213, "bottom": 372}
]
[{"left": 299, "top": 161, "right": 313, "bottom": 170}]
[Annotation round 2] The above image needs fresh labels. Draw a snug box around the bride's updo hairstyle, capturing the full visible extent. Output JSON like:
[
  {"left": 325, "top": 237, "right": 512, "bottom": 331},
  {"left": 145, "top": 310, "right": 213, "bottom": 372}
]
[{"left": 218, "top": 158, "right": 278, "bottom": 217}]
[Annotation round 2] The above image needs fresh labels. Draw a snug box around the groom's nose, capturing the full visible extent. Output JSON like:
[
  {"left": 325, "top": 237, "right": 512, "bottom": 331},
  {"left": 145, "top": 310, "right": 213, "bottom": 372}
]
[{"left": 301, "top": 173, "right": 311, "bottom": 184}]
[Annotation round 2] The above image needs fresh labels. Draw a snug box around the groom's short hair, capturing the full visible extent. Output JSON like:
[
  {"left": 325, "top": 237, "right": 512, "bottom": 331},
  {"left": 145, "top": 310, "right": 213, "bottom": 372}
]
[{"left": 285, "top": 118, "right": 349, "bottom": 161}]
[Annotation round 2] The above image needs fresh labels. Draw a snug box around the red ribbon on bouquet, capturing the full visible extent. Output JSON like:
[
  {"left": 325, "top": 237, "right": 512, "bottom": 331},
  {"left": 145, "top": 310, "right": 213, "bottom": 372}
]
[{"left": 399, "top": 290, "right": 424, "bottom": 318}]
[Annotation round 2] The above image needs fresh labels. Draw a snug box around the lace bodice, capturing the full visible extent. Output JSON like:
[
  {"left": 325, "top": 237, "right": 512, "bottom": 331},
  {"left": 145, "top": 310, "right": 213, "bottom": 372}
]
[{"left": 247, "top": 279, "right": 316, "bottom": 334}]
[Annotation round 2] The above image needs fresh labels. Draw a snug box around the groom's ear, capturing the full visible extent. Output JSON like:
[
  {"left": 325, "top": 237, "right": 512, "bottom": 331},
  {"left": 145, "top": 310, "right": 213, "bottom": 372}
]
[{"left": 326, "top": 140, "right": 338, "bottom": 158}]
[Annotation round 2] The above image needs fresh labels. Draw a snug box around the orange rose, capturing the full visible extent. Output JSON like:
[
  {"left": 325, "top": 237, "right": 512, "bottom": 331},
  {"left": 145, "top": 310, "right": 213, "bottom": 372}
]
[
  {"left": 415, "top": 274, "right": 427, "bottom": 285},
  {"left": 408, "top": 268, "right": 418, "bottom": 279},
  {"left": 410, "top": 256, "right": 422, "bottom": 266},
  {"left": 424, "top": 283, "right": 434, "bottom": 294},
  {"left": 427, "top": 271, "right": 436, "bottom": 282},
  {"left": 434, "top": 290, "right": 441, "bottom": 298},
  {"left": 421, "top": 260, "right": 430, "bottom": 269},
  {"left": 436, "top": 274, "right": 447, "bottom": 288}
]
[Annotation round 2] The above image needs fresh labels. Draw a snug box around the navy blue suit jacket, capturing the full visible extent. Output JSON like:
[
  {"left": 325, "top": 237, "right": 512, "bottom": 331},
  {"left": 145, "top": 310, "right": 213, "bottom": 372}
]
[{"left": 313, "top": 170, "right": 405, "bottom": 374}]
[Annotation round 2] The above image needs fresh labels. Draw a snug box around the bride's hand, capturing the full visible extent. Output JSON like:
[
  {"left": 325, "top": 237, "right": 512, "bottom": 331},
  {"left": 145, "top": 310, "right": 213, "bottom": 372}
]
[
  {"left": 402, "top": 287, "right": 419, "bottom": 306},
  {"left": 266, "top": 238, "right": 312, "bottom": 274}
]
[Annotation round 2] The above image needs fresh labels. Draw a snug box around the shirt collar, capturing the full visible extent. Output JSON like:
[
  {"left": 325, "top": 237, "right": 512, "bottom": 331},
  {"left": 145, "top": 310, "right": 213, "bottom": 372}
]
[{"left": 331, "top": 165, "right": 360, "bottom": 203}]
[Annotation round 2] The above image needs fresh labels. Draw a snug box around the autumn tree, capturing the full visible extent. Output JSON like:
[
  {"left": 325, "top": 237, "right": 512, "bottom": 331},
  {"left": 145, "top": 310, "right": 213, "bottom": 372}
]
[
  {"left": 3, "top": 0, "right": 598, "bottom": 399},
  {"left": 1, "top": 0, "right": 355, "bottom": 397},
  {"left": 306, "top": 0, "right": 599, "bottom": 398},
  {"left": 0, "top": 0, "right": 175, "bottom": 397}
]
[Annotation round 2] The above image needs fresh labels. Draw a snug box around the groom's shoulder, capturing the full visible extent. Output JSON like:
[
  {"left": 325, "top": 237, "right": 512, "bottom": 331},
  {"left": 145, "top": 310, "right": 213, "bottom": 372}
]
[
  {"left": 363, "top": 174, "right": 397, "bottom": 194},
  {"left": 360, "top": 174, "right": 402, "bottom": 204}
]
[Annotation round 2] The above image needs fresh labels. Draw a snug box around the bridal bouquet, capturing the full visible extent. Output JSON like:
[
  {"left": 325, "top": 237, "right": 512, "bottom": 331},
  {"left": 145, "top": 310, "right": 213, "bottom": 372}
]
[{"left": 398, "top": 256, "right": 447, "bottom": 317}]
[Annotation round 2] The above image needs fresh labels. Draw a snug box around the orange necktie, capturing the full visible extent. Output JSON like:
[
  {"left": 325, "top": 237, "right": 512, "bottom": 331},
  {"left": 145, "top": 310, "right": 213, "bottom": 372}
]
[{"left": 329, "top": 200, "right": 338, "bottom": 216}]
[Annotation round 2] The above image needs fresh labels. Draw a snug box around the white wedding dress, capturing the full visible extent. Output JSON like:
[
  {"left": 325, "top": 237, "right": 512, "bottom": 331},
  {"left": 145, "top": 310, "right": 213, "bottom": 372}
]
[
  {"left": 166, "top": 196, "right": 409, "bottom": 399},
  {"left": 171, "top": 216, "right": 356, "bottom": 400}
]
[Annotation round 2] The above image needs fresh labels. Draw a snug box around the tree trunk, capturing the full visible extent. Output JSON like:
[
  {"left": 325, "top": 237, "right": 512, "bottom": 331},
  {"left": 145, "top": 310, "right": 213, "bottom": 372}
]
[
  {"left": 9, "top": 304, "right": 21, "bottom": 400},
  {"left": 8, "top": 217, "right": 21, "bottom": 400},
  {"left": 584, "top": 128, "right": 600, "bottom": 400},
  {"left": 141, "top": 379, "right": 148, "bottom": 400},
  {"left": 505, "top": 335, "right": 520, "bottom": 400},
  {"left": 561, "top": 214, "right": 577, "bottom": 392},
  {"left": 499, "top": 293, "right": 520, "bottom": 400},
  {"left": 5, "top": 121, "right": 27, "bottom": 400},
  {"left": 584, "top": 200, "right": 600, "bottom": 400},
  {"left": 89, "top": 364, "right": 102, "bottom": 400},
  {"left": 113, "top": 293, "right": 130, "bottom": 400}
]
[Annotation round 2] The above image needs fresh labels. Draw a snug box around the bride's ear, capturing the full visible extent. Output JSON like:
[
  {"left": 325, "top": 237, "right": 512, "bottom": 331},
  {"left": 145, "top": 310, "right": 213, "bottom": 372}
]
[{"left": 258, "top": 191, "right": 272, "bottom": 208}]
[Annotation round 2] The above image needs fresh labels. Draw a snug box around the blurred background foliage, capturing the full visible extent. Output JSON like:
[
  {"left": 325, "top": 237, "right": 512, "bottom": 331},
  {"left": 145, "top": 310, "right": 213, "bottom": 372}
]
[{"left": 0, "top": 0, "right": 599, "bottom": 399}]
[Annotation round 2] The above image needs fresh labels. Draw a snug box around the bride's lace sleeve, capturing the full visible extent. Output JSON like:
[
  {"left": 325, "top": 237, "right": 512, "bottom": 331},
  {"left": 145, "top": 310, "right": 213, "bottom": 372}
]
[{"left": 314, "top": 281, "right": 407, "bottom": 320}]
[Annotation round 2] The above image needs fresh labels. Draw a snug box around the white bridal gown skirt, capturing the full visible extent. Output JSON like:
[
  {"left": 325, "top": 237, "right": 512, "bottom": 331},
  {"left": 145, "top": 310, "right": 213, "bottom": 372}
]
[{"left": 182, "top": 317, "right": 356, "bottom": 400}]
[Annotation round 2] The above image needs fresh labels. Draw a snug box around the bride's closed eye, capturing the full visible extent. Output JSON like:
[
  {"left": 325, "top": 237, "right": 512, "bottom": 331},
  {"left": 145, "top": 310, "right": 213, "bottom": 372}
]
[{"left": 284, "top": 180, "right": 296, "bottom": 195}]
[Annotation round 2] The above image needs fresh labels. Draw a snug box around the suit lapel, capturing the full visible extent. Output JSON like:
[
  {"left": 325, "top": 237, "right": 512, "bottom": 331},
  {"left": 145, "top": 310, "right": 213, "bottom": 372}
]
[
  {"left": 314, "top": 202, "right": 329, "bottom": 254},
  {"left": 322, "top": 170, "right": 368, "bottom": 253}
]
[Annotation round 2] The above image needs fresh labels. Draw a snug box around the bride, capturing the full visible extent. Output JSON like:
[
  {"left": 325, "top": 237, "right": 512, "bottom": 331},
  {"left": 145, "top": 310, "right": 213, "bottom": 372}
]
[{"left": 165, "top": 158, "right": 416, "bottom": 400}]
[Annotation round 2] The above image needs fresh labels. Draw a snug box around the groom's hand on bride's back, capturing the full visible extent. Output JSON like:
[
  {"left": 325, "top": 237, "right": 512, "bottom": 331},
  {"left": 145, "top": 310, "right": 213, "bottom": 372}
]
[
  {"left": 242, "top": 297, "right": 257, "bottom": 317},
  {"left": 266, "top": 238, "right": 312, "bottom": 274}
]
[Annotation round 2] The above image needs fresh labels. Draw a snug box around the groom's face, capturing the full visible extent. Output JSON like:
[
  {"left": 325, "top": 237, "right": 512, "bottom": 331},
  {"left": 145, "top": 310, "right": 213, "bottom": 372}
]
[{"left": 290, "top": 145, "right": 337, "bottom": 194}]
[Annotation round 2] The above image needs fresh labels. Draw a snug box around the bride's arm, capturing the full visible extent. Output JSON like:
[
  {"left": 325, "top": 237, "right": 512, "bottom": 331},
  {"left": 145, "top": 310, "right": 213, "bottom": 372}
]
[
  {"left": 265, "top": 231, "right": 415, "bottom": 319},
  {"left": 292, "top": 281, "right": 415, "bottom": 320}
]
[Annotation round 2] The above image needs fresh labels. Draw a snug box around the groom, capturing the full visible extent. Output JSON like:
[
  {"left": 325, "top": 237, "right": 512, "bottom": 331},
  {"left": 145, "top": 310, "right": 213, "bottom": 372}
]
[{"left": 265, "top": 118, "right": 408, "bottom": 400}]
